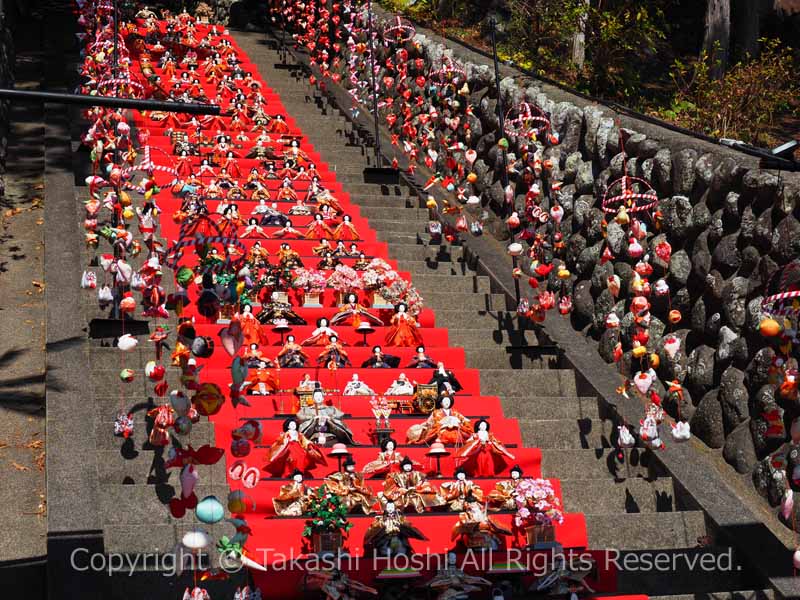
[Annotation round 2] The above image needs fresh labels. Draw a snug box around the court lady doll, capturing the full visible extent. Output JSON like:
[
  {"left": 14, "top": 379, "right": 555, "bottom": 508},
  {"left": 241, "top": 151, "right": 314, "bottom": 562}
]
[
  {"left": 385, "top": 302, "right": 424, "bottom": 347},
  {"left": 456, "top": 419, "right": 515, "bottom": 478},
  {"left": 264, "top": 417, "right": 327, "bottom": 477}
]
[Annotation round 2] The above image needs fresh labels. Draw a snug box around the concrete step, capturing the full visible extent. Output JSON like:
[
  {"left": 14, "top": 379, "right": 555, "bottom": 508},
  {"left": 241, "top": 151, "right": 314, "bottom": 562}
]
[
  {"left": 479, "top": 369, "right": 577, "bottom": 396},
  {"left": 398, "top": 260, "right": 474, "bottom": 276},
  {"left": 389, "top": 244, "right": 467, "bottom": 263},
  {"left": 410, "top": 273, "right": 491, "bottom": 294},
  {"left": 561, "top": 477, "right": 677, "bottom": 514},
  {"left": 586, "top": 511, "right": 707, "bottom": 550},
  {"left": 105, "top": 522, "right": 232, "bottom": 555},
  {"left": 540, "top": 448, "right": 665, "bottom": 481},
  {"left": 367, "top": 219, "right": 425, "bottom": 234},
  {"left": 422, "top": 291, "right": 507, "bottom": 311},
  {"left": 502, "top": 396, "right": 601, "bottom": 420},
  {"left": 447, "top": 328, "right": 537, "bottom": 348},
  {"left": 429, "top": 309, "right": 521, "bottom": 330},
  {"left": 344, "top": 183, "right": 406, "bottom": 196},
  {"left": 351, "top": 195, "right": 419, "bottom": 207},
  {"left": 359, "top": 206, "right": 430, "bottom": 220},
  {"left": 650, "top": 593, "right": 773, "bottom": 600},
  {"left": 519, "top": 418, "right": 613, "bottom": 450},
  {"left": 96, "top": 421, "right": 215, "bottom": 451},
  {"left": 464, "top": 348, "right": 553, "bottom": 370}
]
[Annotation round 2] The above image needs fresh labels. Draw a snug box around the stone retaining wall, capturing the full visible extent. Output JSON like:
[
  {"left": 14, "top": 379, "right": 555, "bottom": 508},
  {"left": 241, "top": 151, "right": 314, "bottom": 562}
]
[{"left": 290, "top": 3, "right": 800, "bottom": 524}]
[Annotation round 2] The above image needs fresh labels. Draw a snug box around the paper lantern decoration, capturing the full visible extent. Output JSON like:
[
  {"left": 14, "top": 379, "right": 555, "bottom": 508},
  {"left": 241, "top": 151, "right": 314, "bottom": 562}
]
[{"left": 196, "top": 495, "right": 225, "bottom": 524}]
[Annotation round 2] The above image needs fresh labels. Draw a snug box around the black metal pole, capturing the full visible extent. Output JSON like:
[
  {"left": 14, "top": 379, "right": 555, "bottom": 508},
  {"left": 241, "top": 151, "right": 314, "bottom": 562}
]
[
  {"left": 365, "top": 0, "right": 382, "bottom": 166},
  {"left": 511, "top": 255, "right": 521, "bottom": 306},
  {"left": 489, "top": 18, "right": 509, "bottom": 192},
  {"left": 0, "top": 88, "right": 222, "bottom": 114}
]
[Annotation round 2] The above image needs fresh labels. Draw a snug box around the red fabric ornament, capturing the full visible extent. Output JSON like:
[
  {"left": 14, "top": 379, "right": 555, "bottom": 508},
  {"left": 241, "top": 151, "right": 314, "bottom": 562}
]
[
  {"left": 601, "top": 246, "right": 614, "bottom": 264},
  {"left": 655, "top": 241, "right": 672, "bottom": 264}
]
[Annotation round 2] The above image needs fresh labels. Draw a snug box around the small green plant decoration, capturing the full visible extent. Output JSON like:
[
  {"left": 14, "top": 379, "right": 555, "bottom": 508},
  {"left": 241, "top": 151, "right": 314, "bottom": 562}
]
[{"left": 302, "top": 485, "right": 353, "bottom": 539}]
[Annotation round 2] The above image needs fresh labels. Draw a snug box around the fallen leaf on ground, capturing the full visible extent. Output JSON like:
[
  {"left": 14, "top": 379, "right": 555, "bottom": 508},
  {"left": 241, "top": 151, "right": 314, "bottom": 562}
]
[
  {"left": 10, "top": 461, "right": 29, "bottom": 471},
  {"left": 24, "top": 439, "right": 44, "bottom": 450},
  {"left": 31, "top": 281, "right": 45, "bottom": 292},
  {"left": 34, "top": 451, "right": 45, "bottom": 471}
]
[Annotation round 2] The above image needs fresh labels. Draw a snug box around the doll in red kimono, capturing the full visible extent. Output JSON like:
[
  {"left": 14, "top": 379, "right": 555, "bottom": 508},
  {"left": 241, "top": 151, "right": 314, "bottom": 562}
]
[
  {"left": 385, "top": 302, "right": 424, "bottom": 347},
  {"left": 456, "top": 419, "right": 515, "bottom": 477},
  {"left": 264, "top": 417, "right": 327, "bottom": 477},
  {"left": 333, "top": 215, "right": 360, "bottom": 241}
]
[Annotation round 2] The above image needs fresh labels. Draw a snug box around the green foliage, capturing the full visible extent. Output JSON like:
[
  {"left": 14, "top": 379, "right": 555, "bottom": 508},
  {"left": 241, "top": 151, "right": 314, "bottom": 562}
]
[
  {"left": 654, "top": 38, "right": 799, "bottom": 144},
  {"left": 301, "top": 485, "right": 353, "bottom": 539}
]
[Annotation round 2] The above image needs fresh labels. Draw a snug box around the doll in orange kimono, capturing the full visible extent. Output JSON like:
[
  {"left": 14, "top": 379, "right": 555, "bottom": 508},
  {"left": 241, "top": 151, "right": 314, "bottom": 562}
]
[
  {"left": 378, "top": 457, "right": 444, "bottom": 513},
  {"left": 362, "top": 438, "right": 421, "bottom": 479},
  {"left": 238, "top": 303, "right": 269, "bottom": 346},
  {"left": 333, "top": 215, "right": 360, "bottom": 241},
  {"left": 305, "top": 213, "right": 335, "bottom": 240},
  {"left": 440, "top": 467, "right": 485, "bottom": 511},
  {"left": 385, "top": 302, "right": 424, "bottom": 347},
  {"left": 325, "top": 457, "right": 377, "bottom": 514},
  {"left": 264, "top": 417, "right": 327, "bottom": 477},
  {"left": 456, "top": 419, "right": 515, "bottom": 478},
  {"left": 405, "top": 396, "right": 473, "bottom": 446},
  {"left": 331, "top": 293, "right": 383, "bottom": 327},
  {"left": 244, "top": 359, "right": 281, "bottom": 395}
]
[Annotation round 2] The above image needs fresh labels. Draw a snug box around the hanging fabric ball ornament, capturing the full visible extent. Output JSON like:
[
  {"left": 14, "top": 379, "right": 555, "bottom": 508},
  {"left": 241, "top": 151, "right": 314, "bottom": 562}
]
[
  {"left": 760, "top": 318, "right": 782, "bottom": 337},
  {"left": 145, "top": 361, "right": 165, "bottom": 381},
  {"left": 119, "top": 368, "right": 135, "bottom": 382},
  {"left": 119, "top": 292, "right": 136, "bottom": 314},
  {"left": 228, "top": 490, "right": 254, "bottom": 513},
  {"left": 118, "top": 334, "right": 138, "bottom": 351},
  {"left": 668, "top": 309, "right": 682, "bottom": 324},
  {"left": 173, "top": 415, "right": 193, "bottom": 436},
  {"left": 196, "top": 496, "right": 225, "bottom": 524},
  {"left": 231, "top": 438, "right": 251, "bottom": 457}
]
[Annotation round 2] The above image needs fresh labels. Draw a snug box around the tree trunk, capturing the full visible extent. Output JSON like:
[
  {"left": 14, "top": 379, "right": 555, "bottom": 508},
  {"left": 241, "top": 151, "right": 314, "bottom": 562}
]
[
  {"left": 702, "top": 0, "right": 731, "bottom": 78},
  {"left": 735, "top": 0, "right": 760, "bottom": 60},
  {"left": 571, "top": 0, "right": 589, "bottom": 70}
]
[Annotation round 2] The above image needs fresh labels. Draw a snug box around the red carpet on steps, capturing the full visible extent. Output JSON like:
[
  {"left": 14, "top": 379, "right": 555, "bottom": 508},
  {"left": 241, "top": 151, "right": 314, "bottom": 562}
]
[{"left": 119, "top": 22, "right": 645, "bottom": 598}]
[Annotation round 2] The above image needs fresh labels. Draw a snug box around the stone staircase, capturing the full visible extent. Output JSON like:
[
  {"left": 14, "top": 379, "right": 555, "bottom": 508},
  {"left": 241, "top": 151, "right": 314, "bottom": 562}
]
[{"left": 222, "top": 32, "right": 772, "bottom": 598}]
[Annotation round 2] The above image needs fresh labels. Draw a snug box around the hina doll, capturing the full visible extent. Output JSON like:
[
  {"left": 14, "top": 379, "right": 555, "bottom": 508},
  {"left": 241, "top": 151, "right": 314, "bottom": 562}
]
[
  {"left": 385, "top": 373, "right": 414, "bottom": 395},
  {"left": 407, "top": 346, "right": 437, "bottom": 368},
  {"left": 257, "top": 293, "right": 307, "bottom": 325},
  {"left": 343, "top": 374, "right": 375, "bottom": 396},
  {"left": 264, "top": 417, "right": 327, "bottom": 477},
  {"left": 247, "top": 241, "right": 270, "bottom": 267},
  {"left": 305, "top": 213, "right": 335, "bottom": 239},
  {"left": 361, "top": 345, "right": 400, "bottom": 369},
  {"left": 362, "top": 438, "right": 420, "bottom": 479},
  {"left": 220, "top": 204, "right": 244, "bottom": 236},
  {"left": 277, "top": 335, "right": 309, "bottom": 368},
  {"left": 242, "top": 217, "right": 269, "bottom": 239},
  {"left": 266, "top": 113, "right": 290, "bottom": 134},
  {"left": 353, "top": 253, "right": 371, "bottom": 271},
  {"left": 273, "top": 219, "right": 303, "bottom": 239},
  {"left": 316, "top": 251, "right": 340, "bottom": 270},
  {"left": 277, "top": 243, "right": 303, "bottom": 269},
  {"left": 406, "top": 396, "right": 473, "bottom": 446},
  {"left": 487, "top": 465, "right": 524, "bottom": 511},
  {"left": 450, "top": 492, "right": 512, "bottom": 550},
  {"left": 456, "top": 420, "right": 515, "bottom": 477},
  {"left": 238, "top": 303, "right": 268, "bottom": 347},
  {"left": 333, "top": 215, "right": 360, "bottom": 241},
  {"left": 317, "top": 335, "right": 351, "bottom": 368},
  {"left": 283, "top": 139, "right": 310, "bottom": 165},
  {"left": 176, "top": 150, "right": 194, "bottom": 178},
  {"left": 325, "top": 457, "right": 376, "bottom": 514},
  {"left": 440, "top": 468, "right": 485, "bottom": 512},
  {"left": 276, "top": 179, "right": 298, "bottom": 201},
  {"left": 272, "top": 469, "right": 312, "bottom": 516},
  {"left": 331, "top": 293, "right": 383, "bottom": 327},
  {"left": 429, "top": 362, "right": 463, "bottom": 395},
  {"left": 297, "top": 384, "right": 357, "bottom": 446},
  {"left": 363, "top": 502, "right": 428, "bottom": 558},
  {"left": 243, "top": 342, "right": 266, "bottom": 367},
  {"left": 312, "top": 238, "right": 334, "bottom": 256},
  {"left": 385, "top": 303, "right": 424, "bottom": 347},
  {"left": 244, "top": 167, "right": 265, "bottom": 189},
  {"left": 302, "top": 317, "right": 338, "bottom": 346},
  {"left": 243, "top": 360, "right": 281, "bottom": 396},
  {"left": 378, "top": 457, "right": 444, "bottom": 513},
  {"left": 288, "top": 197, "right": 312, "bottom": 216}
]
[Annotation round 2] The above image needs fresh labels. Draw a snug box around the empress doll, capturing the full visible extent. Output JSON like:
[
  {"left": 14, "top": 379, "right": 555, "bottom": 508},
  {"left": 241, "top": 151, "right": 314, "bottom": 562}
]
[
  {"left": 455, "top": 419, "right": 515, "bottom": 478},
  {"left": 331, "top": 293, "right": 383, "bottom": 327},
  {"left": 385, "top": 303, "right": 424, "bottom": 347},
  {"left": 302, "top": 317, "right": 338, "bottom": 346},
  {"left": 264, "top": 417, "right": 327, "bottom": 477}
]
